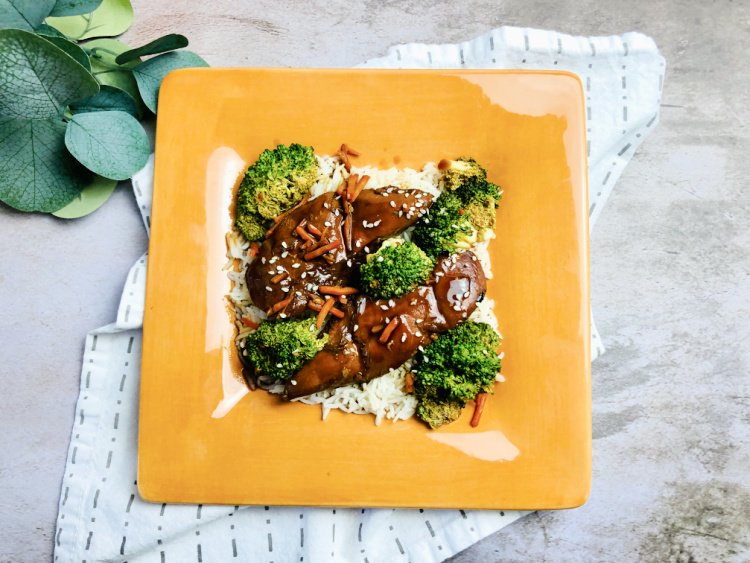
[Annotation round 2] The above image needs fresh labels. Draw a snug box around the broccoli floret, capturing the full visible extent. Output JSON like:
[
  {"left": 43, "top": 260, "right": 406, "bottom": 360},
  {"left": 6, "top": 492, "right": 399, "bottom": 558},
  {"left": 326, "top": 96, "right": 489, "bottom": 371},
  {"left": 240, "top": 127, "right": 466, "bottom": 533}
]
[
  {"left": 359, "top": 242, "right": 434, "bottom": 299},
  {"left": 244, "top": 318, "right": 327, "bottom": 381},
  {"left": 413, "top": 322, "right": 501, "bottom": 428},
  {"left": 464, "top": 197, "right": 496, "bottom": 230},
  {"left": 411, "top": 192, "right": 475, "bottom": 259},
  {"left": 439, "top": 157, "right": 502, "bottom": 231},
  {"left": 440, "top": 157, "right": 487, "bottom": 191},
  {"left": 416, "top": 396, "right": 464, "bottom": 429},
  {"left": 236, "top": 143, "right": 318, "bottom": 241}
]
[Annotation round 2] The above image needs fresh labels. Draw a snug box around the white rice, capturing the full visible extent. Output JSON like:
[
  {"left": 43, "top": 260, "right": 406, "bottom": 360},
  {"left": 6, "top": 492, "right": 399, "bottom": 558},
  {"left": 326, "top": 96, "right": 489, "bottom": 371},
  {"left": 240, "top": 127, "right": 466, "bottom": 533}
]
[{"left": 225, "top": 154, "right": 502, "bottom": 425}]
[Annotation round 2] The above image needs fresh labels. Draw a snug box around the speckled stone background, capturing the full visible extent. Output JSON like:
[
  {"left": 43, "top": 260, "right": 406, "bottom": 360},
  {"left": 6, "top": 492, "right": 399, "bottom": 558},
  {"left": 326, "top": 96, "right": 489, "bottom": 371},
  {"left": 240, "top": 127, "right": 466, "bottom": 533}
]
[{"left": 1, "top": 1, "right": 748, "bottom": 561}]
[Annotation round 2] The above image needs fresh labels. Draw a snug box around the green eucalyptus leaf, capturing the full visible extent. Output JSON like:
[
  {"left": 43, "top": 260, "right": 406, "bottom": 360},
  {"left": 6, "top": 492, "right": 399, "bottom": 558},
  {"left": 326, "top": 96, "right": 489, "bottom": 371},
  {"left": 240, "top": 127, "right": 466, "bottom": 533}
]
[
  {"left": 0, "top": 117, "right": 91, "bottom": 212},
  {"left": 0, "top": 29, "right": 98, "bottom": 119},
  {"left": 34, "top": 23, "right": 67, "bottom": 38},
  {"left": 40, "top": 35, "right": 91, "bottom": 70},
  {"left": 84, "top": 37, "right": 145, "bottom": 116},
  {"left": 46, "top": 0, "right": 132, "bottom": 40},
  {"left": 133, "top": 50, "right": 208, "bottom": 113},
  {"left": 114, "top": 33, "right": 188, "bottom": 65},
  {"left": 71, "top": 84, "right": 138, "bottom": 116},
  {"left": 52, "top": 174, "right": 116, "bottom": 218},
  {"left": 65, "top": 110, "right": 149, "bottom": 180},
  {"left": 0, "top": 0, "right": 55, "bottom": 30},
  {"left": 49, "top": 0, "right": 102, "bottom": 17}
]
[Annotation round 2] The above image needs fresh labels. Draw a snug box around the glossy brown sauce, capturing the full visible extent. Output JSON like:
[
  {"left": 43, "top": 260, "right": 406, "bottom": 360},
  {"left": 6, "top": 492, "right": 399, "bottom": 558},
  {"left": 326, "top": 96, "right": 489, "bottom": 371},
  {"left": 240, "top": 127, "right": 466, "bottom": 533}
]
[
  {"left": 246, "top": 187, "right": 433, "bottom": 317},
  {"left": 244, "top": 185, "right": 487, "bottom": 399},
  {"left": 287, "top": 252, "right": 486, "bottom": 398}
]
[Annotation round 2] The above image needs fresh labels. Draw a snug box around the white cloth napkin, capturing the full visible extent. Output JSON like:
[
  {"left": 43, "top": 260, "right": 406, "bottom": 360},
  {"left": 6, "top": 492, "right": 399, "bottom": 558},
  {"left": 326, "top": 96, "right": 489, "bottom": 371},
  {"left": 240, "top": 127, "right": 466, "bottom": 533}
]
[{"left": 54, "top": 27, "right": 664, "bottom": 563}]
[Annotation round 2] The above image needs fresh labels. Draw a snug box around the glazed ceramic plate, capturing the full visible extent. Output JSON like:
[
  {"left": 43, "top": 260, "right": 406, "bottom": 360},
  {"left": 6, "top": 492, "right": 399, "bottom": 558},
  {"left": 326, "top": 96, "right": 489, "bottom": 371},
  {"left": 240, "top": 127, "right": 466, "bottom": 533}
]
[{"left": 138, "top": 69, "right": 590, "bottom": 509}]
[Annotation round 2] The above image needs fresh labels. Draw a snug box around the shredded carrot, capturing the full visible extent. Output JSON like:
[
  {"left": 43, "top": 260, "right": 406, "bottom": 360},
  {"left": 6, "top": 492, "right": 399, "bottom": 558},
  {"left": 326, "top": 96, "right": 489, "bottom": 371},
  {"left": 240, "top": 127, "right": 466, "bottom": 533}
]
[
  {"left": 404, "top": 372, "right": 415, "bottom": 393},
  {"left": 345, "top": 174, "right": 358, "bottom": 201},
  {"left": 270, "top": 295, "right": 293, "bottom": 314},
  {"left": 307, "top": 223, "right": 323, "bottom": 237},
  {"left": 304, "top": 239, "right": 340, "bottom": 260},
  {"left": 470, "top": 393, "right": 488, "bottom": 427},
  {"left": 316, "top": 297, "right": 335, "bottom": 328},
  {"left": 378, "top": 317, "right": 400, "bottom": 344},
  {"left": 319, "top": 285, "right": 359, "bottom": 296},
  {"left": 307, "top": 300, "right": 344, "bottom": 319},
  {"left": 335, "top": 180, "right": 346, "bottom": 196},
  {"left": 341, "top": 143, "right": 360, "bottom": 157},
  {"left": 270, "top": 272, "right": 288, "bottom": 284},
  {"left": 370, "top": 324, "right": 384, "bottom": 334},
  {"left": 339, "top": 150, "right": 352, "bottom": 172},
  {"left": 349, "top": 174, "right": 370, "bottom": 202},
  {"left": 240, "top": 317, "right": 259, "bottom": 329},
  {"left": 295, "top": 225, "right": 314, "bottom": 242},
  {"left": 249, "top": 243, "right": 259, "bottom": 258}
]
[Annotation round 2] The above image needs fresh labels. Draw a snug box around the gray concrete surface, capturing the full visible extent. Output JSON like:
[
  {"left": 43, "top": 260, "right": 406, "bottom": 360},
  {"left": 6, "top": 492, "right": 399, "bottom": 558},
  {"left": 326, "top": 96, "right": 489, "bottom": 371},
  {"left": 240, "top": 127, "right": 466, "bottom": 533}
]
[{"left": 1, "top": 1, "right": 748, "bottom": 561}]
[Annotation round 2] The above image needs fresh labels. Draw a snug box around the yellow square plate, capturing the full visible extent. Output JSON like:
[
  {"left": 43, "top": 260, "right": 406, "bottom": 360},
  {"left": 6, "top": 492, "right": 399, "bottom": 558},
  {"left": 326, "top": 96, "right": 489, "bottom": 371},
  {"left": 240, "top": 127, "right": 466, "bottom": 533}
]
[{"left": 139, "top": 68, "right": 590, "bottom": 509}]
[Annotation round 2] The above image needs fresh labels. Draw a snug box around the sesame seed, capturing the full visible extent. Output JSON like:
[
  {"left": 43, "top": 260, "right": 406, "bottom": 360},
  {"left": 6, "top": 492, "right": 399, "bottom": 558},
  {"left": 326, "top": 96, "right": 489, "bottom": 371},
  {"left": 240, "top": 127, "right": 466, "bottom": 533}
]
[
  {"left": 418, "top": 345, "right": 425, "bottom": 352},
  {"left": 353, "top": 324, "right": 359, "bottom": 332},
  {"left": 301, "top": 272, "right": 307, "bottom": 279},
  {"left": 416, "top": 319, "right": 423, "bottom": 324},
  {"left": 324, "top": 221, "right": 332, "bottom": 227},
  {"left": 373, "top": 219, "right": 382, "bottom": 227},
  {"left": 401, "top": 333, "right": 407, "bottom": 343},
  {"left": 268, "top": 270, "right": 275, "bottom": 275},
  {"left": 410, "top": 299, "right": 418, "bottom": 306},
  {"left": 265, "top": 286, "right": 272, "bottom": 292},
  {"left": 388, "top": 299, "right": 395, "bottom": 307},
  {"left": 292, "top": 263, "right": 301, "bottom": 268},
  {"left": 295, "top": 291, "right": 302, "bottom": 296},
  {"left": 423, "top": 357, "right": 429, "bottom": 363},
  {"left": 280, "top": 313, "right": 287, "bottom": 318},
  {"left": 462, "top": 312, "right": 468, "bottom": 318},
  {"left": 281, "top": 251, "right": 288, "bottom": 258},
  {"left": 398, "top": 211, "right": 403, "bottom": 217},
  {"left": 281, "top": 241, "right": 288, "bottom": 249},
  {"left": 380, "top": 304, "right": 389, "bottom": 311},
  {"left": 389, "top": 201, "right": 396, "bottom": 208},
  {"left": 269, "top": 257, "right": 278, "bottom": 263},
  {"left": 276, "top": 363, "right": 283, "bottom": 368},
  {"left": 415, "top": 331, "right": 422, "bottom": 337},
  {"left": 385, "top": 317, "right": 390, "bottom": 323},
  {"left": 364, "top": 246, "right": 370, "bottom": 253},
  {"left": 347, "top": 259, "right": 352, "bottom": 267},
  {"left": 377, "top": 256, "right": 384, "bottom": 262},
  {"left": 261, "top": 257, "right": 267, "bottom": 264},
  {"left": 356, "top": 241, "right": 362, "bottom": 248},
  {"left": 424, "top": 218, "right": 430, "bottom": 224},
  {"left": 323, "top": 202, "right": 330, "bottom": 209},
  {"left": 290, "top": 380, "right": 297, "bottom": 385},
  {"left": 282, "top": 287, "right": 290, "bottom": 292},
  {"left": 362, "top": 220, "right": 368, "bottom": 228}
]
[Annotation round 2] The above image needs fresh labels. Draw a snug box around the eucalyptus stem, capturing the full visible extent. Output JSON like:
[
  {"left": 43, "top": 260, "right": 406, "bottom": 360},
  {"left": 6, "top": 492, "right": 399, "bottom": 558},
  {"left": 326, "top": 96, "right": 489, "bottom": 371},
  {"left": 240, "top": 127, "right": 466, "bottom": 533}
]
[{"left": 72, "top": 13, "right": 93, "bottom": 41}]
